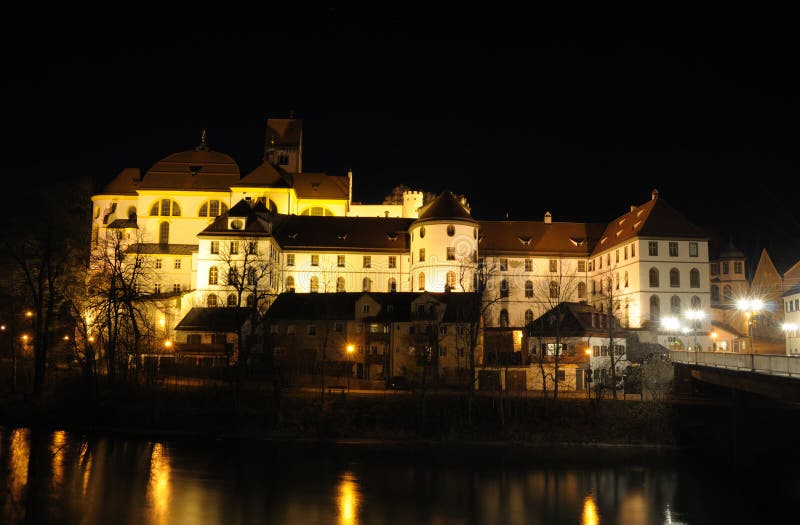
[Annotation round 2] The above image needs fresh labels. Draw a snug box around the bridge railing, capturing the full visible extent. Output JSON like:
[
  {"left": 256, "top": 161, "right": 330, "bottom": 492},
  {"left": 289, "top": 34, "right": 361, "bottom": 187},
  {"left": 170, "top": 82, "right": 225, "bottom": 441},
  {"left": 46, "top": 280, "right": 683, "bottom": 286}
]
[{"left": 671, "top": 350, "right": 800, "bottom": 378}]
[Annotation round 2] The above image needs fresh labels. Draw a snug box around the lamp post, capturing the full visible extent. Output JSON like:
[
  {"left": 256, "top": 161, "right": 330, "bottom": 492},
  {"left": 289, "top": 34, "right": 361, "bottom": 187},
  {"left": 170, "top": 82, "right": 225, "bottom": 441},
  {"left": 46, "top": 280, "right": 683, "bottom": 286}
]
[
  {"left": 737, "top": 298, "right": 763, "bottom": 371},
  {"left": 346, "top": 344, "right": 355, "bottom": 391}
]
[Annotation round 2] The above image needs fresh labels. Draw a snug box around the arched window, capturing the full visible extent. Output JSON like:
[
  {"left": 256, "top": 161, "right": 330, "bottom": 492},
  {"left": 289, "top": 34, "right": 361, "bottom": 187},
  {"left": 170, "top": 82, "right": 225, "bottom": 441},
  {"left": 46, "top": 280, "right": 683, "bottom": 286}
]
[
  {"left": 549, "top": 281, "right": 559, "bottom": 299},
  {"left": 499, "top": 309, "right": 509, "bottom": 327},
  {"left": 690, "top": 268, "right": 700, "bottom": 288},
  {"left": 299, "top": 206, "right": 334, "bottom": 216},
  {"left": 578, "top": 281, "right": 587, "bottom": 298},
  {"left": 388, "top": 278, "right": 397, "bottom": 292},
  {"left": 127, "top": 206, "right": 137, "bottom": 220},
  {"left": 418, "top": 272, "right": 425, "bottom": 291},
  {"left": 711, "top": 285, "right": 720, "bottom": 303},
  {"left": 363, "top": 277, "right": 372, "bottom": 292},
  {"left": 691, "top": 295, "right": 701, "bottom": 309},
  {"left": 159, "top": 222, "right": 169, "bottom": 244},
  {"left": 649, "top": 268, "right": 659, "bottom": 288},
  {"left": 199, "top": 200, "right": 230, "bottom": 217},
  {"left": 246, "top": 294, "right": 256, "bottom": 307},
  {"left": 337, "top": 276, "right": 346, "bottom": 292},
  {"left": 670, "top": 268, "right": 680, "bottom": 288},
  {"left": 206, "top": 294, "right": 218, "bottom": 307},
  {"left": 447, "top": 224, "right": 455, "bottom": 236},
  {"left": 227, "top": 293, "right": 237, "bottom": 307},
  {"left": 525, "top": 280, "right": 534, "bottom": 298},
  {"left": 671, "top": 295, "right": 681, "bottom": 314},
  {"left": 624, "top": 271, "right": 629, "bottom": 288},
  {"left": 208, "top": 266, "right": 218, "bottom": 285},
  {"left": 723, "top": 285, "right": 733, "bottom": 302},
  {"left": 286, "top": 276, "right": 295, "bottom": 292},
  {"left": 650, "top": 295, "right": 660, "bottom": 321},
  {"left": 446, "top": 271, "right": 456, "bottom": 291},
  {"left": 524, "top": 309, "right": 534, "bottom": 325},
  {"left": 150, "top": 199, "right": 181, "bottom": 216},
  {"left": 310, "top": 276, "right": 319, "bottom": 293}
]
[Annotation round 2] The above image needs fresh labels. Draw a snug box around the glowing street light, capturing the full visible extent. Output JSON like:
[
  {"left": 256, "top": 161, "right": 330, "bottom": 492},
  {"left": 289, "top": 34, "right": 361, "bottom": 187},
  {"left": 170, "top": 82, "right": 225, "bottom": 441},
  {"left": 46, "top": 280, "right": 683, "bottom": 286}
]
[
  {"left": 25, "top": 310, "right": 33, "bottom": 318},
  {"left": 684, "top": 310, "right": 706, "bottom": 350},
  {"left": 163, "top": 340, "right": 173, "bottom": 349},
  {"left": 346, "top": 344, "right": 355, "bottom": 391},
  {"left": 88, "top": 336, "right": 95, "bottom": 343},
  {"left": 736, "top": 297, "right": 763, "bottom": 356}
]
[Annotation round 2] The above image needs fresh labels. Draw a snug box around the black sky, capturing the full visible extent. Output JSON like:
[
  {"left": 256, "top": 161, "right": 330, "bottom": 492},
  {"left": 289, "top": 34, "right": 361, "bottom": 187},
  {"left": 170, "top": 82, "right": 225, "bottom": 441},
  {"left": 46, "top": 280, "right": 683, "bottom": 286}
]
[{"left": 2, "top": 5, "right": 798, "bottom": 271}]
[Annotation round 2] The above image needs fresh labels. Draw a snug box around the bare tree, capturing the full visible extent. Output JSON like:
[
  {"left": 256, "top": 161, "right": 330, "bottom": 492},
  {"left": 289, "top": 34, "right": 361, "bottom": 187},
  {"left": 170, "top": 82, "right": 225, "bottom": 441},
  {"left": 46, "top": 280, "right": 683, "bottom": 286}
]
[{"left": 593, "top": 268, "right": 626, "bottom": 400}]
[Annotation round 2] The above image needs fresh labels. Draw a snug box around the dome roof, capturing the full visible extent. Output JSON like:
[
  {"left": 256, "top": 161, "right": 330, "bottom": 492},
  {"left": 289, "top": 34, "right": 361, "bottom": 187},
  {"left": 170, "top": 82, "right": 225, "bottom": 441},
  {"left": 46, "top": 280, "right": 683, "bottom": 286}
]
[
  {"left": 414, "top": 191, "right": 475, "bottom": 223},
  {"left": 139, "top": 137, "right": 240, "bottom": 191}
]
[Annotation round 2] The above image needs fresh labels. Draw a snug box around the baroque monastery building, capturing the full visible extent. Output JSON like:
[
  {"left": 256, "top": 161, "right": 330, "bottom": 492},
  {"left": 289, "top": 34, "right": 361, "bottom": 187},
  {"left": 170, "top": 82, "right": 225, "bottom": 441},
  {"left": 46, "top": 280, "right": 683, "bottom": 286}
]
[{"left": 90, "top": 117, "right": 712, "bottom": 360}]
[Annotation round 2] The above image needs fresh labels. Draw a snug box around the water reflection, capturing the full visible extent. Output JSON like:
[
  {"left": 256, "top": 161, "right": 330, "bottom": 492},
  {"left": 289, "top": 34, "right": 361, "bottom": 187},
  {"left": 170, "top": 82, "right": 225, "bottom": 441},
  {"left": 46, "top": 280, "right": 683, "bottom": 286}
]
[
  {"left": 338, "top": 470, "right": 360, "bottom": 525},
  {"left": 582, "top": 494, "right": 600, "bottom": 525},
  {"left": 3, "top": 428, "right": 30, "bottom": 523},
  {"left": 50, "top": 430, "right": 67, "bottom": 488},
  {"left": 147, "top": 442, "right": 171, "bottom": 525}
]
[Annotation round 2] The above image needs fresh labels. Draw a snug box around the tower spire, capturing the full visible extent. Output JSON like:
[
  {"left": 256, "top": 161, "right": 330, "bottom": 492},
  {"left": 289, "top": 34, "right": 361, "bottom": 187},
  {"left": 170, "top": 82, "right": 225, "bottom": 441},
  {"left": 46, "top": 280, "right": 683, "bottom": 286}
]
[{"left": 196, "top": 129, "right": 209, "bottom": 151}]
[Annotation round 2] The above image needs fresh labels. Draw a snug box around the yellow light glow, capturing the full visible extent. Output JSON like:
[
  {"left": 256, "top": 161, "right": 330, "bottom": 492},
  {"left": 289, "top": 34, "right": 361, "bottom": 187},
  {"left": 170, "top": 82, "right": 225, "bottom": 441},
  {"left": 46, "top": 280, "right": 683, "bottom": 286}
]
[
  {"left": 147, "top": 443, "right": 171, "bottom": 525},
  {"left": 514, "top": 329, "right": 523, "bottom": 342},
  {"left": 164, "top": 340, "right": 172, "bottom": 349},
  {"left": 585, "top": 348, "right": 592, "bottom": 355},
  {"left": 710, "top": 332, "right": 718, "bottom": 339},
  {"left": 88, "top": 336, "right": 95, "bottom": 343},
  {"left": 338, "top": 471, "right": 360, "bottom": 525},
  {"left": 21, "top": 334, "right": 29, "bottom": 342},
  {"left": 25, "top": 310, "right": 33, "bottom": 317},
  {"left": 346, "top": 344, "right": 355, "bottom": 354},
  {"left": 159, "top": 317, "right": 166, "bottom": 327},
  {"left": 582, "top": 494, "right": 600, "bottom": 525},
  {"left": 63, "top": 335, "right": 70, "bottom": 341},
  {"left": 51, "top": 430, "right": 67, "bottom": 487},
  {"left": 9, "top": 428, "right": 30, "bottom": 520},
  {"left": 0, "top": 324, "right": 6, "bottom": 331}
]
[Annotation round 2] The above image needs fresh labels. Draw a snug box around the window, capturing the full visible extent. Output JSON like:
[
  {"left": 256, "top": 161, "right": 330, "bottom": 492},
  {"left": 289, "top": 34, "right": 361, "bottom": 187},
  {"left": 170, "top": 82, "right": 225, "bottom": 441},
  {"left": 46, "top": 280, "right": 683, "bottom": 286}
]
[
  {"left": 210, "top": 241, "right": 219, "bottom": 254},
  {"left": 447, "top": 247, "right": 455, "bottom": 260},
  {"left": 650, "top": 295, "right": 660, "bottom": 321},
  {"left": 174, "top": 259, "right": 182, "bottom": 269},
  {"left": 388, "top": 256, "right": 396, "bottom": 269},
  {"left": 173, "top": 284, "right": 181, "bottom": 292},
  {"left": 624, "top": 246, "right": 628, "bottom": 260},
  {"left": 624, "top": 271, "right": 629, "bottom": 288},
  {"left": 310, "top": 276, "right": 319, "bottom": 293},
  {"left": 499, "top": 309, "right": 509, "bottom": 327},
  {"left": 690, "top": 268, "right": 700, "bottom": 288},
  {"left": 150, "top": 199, "right": 181, "bottom": 216},
  {"left": 722, "top": 262, "right": 729, "bottom": 274},
  {"left": 723, "top": 285, "right": 733, "bottom": 302},
  {"left": 447, "top": 224, "right": 455, "bottom": 236},
  {"left": 187, "top": 334, "right": 202, "bottom": 344},
  {"left": 286, "top": 254, "right": 295, "bottom": 266},
  {"left": 363, "top": 277, "right": 372, "bottom": 292},
  {"left": 549, "top": 281, "right": 558, "bottom": 299},
  {"left": 248, "top": 242, "right": 257, "bottom": 255},
  {"left": 649, "top": 268, "right": 659, "bottom": 287},
  {"left": 337, "top": 255, "right": 345, "bottom": 267},
  {"left": 155, "top": 259, "right": 162, "bottom": 269},
  {"left": 414, "top": 272, "right": 424, "bottom": 291},
  {"left": 227, "top": 293, "right": 237, "bottom": 306},
  {"left": 154, "top": 283, "right": 161, "bottom": 294},
  {"left": 362, "top": 305, "right": 370, "bottom": 314},
  {"left": 199, "top": 200, "right": 229, "bottom": 217},
  {"left": 388, "top": 278, "right": 397, "bottom": 292},
  {"left": 549, "top": 259, "right": 558, "bottom": 272},
  {"left": 286, "top": 276, "right": 295, "bottom": 292},
  {"left": 689, "top": 242, "right": 698, "bottom": 257},
  {"left": 307, "top": 325, "right": 317, "bottom": 336},
  {"left": 247, "top": 268, "right": 256, "bottom": 285},
  {"left": 615, "top": 249, "right": 619, "bottom": 263},
  {"left": 615, "top": 272, "right": 620, "bottom": 290},
  {"left": 419, "top": 226, "right": 425, "bottom": 238},
  {"left": 525, "top": 259, "right": 533, "bottom": 272},
  {"left": 500, "top": 279, "right": 509, "bottom": 298},
  {"left": 446, "top": 271, "right": 456, "bottom": 291},
  {"left": 591, "top": 280, "right": 597, "bottom": 295},
  {"left": 711, "top": 285, "right": 720, "bottom": 302},
  {"left": 246, "top": 294, "right": 255, "bottom": 307},
  {"left": 734, "top": 262, "right": 743, "bottom": 274},
  {"left": 311, "top": 254, "right": 319, "bottom": 266},
  {"left": 208, "top": 266, "right": 218, "bottom": 285},
  {"left": 606, "top": 254, "right": 610, "bottom": 267},
  {"left": 299, "top": 207, "right": 334, "bottom": 216},
  {"left": 500, "top": 258, "right": 508, "bottom": 271},
  {"left": 648, "top": 242, "right": 658, "bottom": 256},
  {"left": 206, "top": 294, "right": 218, "bottom": 307},
  {"left": 631, "top": 243, "right": 636, "bottom": 258},
  {"left": 230, "top": 242, "right": 239, "bottom": 255},
  {"left": 670, "top": 268, "right": 680, "bottom": 287},
  {"left": 578, "top": 282, "right": 587, "bottom": 298},
  {"left": 525, "top": 280, "right": 534, "bottom": 298},
  {"left": 159, "top": 222, "right": 169, "bottom": 244},
  {"left": 228, "top": 267, "right": 239, "bottom": 286},
  {"left": 691, "top": 295, "right": 701, "bottom": 309},
  {"left": 287, "top": 324, "right": 296, "bottom": 335},
  {"left": 337, "top": 276, "right": 346, "bottom": 292},
  {"left": 363, "top": 256, "right": 371, "bottom": 268},
  {"left": 577, "top": 260, "right": 585, "bottom": 272},
  {"left": 419, "top": 249, "right": 425, "bottom": 262},
  {"left": 710, "top": 263, "right": 719, "bottom": 276},
  {"left": 671, "top": 295, "right": 681, "bottom": 314},
  {"left": 669, "top": 242, "right": 679, "bottom": 257}
]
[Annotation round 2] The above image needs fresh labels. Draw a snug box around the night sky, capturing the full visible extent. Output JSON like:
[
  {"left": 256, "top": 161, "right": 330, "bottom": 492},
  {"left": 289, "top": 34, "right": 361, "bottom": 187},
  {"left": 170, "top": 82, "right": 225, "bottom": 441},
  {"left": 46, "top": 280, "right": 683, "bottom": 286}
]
[{"left": 2, "top": 5, "right": 798, "bottom": 271}]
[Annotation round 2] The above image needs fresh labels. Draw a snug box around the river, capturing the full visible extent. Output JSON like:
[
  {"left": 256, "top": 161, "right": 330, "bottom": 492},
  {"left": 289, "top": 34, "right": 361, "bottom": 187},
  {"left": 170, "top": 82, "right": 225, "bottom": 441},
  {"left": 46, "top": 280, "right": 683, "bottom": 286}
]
[{"left": 0, "top": 426, "right": 794, "bottom": 524}]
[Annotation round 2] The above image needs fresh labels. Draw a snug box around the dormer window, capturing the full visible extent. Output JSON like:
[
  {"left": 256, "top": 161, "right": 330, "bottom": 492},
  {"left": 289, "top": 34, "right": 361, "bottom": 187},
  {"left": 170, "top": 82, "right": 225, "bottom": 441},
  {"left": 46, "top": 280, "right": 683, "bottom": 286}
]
[
  {"left": 518, "top": 236, "right": 532, "bottom": 246},
  {"left": 387, "top": 232, "right": 398, "bottom": 241},
  {"left": 229, "top": 219, "right": 244, "bottom": 230}
]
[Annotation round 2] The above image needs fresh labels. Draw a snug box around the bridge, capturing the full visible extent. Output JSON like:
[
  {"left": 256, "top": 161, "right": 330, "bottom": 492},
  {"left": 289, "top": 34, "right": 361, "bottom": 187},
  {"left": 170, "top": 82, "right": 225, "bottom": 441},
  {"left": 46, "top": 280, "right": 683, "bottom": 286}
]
[{"left": 670, "top": 350, "right": 800, "bottom": 402}]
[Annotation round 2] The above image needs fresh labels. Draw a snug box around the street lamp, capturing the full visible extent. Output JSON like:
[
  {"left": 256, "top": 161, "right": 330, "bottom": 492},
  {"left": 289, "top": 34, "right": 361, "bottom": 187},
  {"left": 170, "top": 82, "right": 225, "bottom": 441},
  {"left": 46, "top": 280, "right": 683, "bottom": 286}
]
[
  {"left": 346, "top": 344, "right": 355, "bottom": 391},
  {"left": 737, "top": 298, "right": 763, "bottom": 355}
]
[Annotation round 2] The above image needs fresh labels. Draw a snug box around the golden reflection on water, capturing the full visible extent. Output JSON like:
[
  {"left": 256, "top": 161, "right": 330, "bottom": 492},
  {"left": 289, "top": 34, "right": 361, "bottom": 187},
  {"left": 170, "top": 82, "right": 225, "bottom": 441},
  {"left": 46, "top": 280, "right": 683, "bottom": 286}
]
[
  {"left": 147, "top": 443, "right": 171, "bottom": 525},
  {"left": 582, "top": 493, "right": 600, "bottom": 525},
  {"left": 50, "top": 430, "right": 67, "bottom": 488},
  {"left": 338, "top": 471, "right": 360, "bottom": 525},
  {"left": 2, "top": 428, "right": 30, "bottom": 523}
]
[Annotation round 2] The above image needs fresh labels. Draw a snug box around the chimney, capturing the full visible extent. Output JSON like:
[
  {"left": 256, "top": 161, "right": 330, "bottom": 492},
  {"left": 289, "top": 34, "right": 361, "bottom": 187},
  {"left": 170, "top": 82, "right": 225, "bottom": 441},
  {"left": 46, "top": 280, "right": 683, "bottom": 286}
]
[
  {"left": 651, "top": 188, "right": 659, "bottom": 200},
  {"left": 544, "top": 211, "right": 552, "bottom": 224},
  {"left": 630, "top": 205, "right": 636, "bottom": 212}
]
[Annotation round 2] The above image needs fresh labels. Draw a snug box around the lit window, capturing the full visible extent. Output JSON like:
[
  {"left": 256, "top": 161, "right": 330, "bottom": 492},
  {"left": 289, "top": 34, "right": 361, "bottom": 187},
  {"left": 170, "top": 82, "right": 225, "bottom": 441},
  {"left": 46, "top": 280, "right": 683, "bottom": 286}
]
[{"left": 208, "top": 266, "right": 218, "bottom": 285}]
